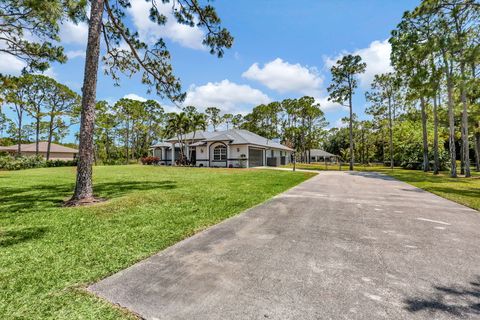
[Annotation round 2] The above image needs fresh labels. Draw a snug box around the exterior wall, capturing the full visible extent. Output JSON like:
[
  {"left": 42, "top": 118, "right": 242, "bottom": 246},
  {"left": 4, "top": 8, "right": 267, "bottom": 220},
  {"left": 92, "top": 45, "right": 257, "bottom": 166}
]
[
  {"left": 228, "top": 144, "right": 248, "bottom": 168},
  {"left": 266, "top": 148, "right": 291, "bottom": 166},
  {"left": 208, "top": 141, "right": 228, "bottom": 167},
  {"left": 195, "top": 145, "right": 209, "bottom": 167}
]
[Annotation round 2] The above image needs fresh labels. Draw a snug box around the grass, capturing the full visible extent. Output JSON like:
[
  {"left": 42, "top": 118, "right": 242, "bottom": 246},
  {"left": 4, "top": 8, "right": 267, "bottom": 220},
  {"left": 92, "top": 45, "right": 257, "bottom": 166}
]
[
  {"left": 283, "top": 162, "right": 480, "bottom": 211},
  {"left": 0, "top": 165, "right": 314, "bottom": 319}
]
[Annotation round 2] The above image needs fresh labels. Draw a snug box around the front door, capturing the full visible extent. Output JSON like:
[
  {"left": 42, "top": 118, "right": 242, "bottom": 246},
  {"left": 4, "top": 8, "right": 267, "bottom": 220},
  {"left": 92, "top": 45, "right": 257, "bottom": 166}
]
[{"left": 190, "top": 149, "right": 196, "bottom": 165}]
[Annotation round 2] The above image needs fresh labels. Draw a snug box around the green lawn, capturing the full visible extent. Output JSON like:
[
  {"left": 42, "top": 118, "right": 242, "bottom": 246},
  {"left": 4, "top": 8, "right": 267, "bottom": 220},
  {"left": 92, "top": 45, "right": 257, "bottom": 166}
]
[
  {"left": 283, "top": 162, "right": 480, "bottom": 211},
  {"left": 0, "top": 165, "right": 314, "bottom": 319}
]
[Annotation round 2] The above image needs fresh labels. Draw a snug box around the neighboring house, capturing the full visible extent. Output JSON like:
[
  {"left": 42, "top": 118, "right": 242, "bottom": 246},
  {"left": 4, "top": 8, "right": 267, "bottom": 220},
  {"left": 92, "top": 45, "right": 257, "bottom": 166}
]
[
  {"left": 0, "top": 142, "right": 78, "bottom": 160},
  {"left": 308, "top": 149, "right": 339, "bottom": 163},
  {"left": 151, "top": 129, "right": 293, "bottom": 168}
]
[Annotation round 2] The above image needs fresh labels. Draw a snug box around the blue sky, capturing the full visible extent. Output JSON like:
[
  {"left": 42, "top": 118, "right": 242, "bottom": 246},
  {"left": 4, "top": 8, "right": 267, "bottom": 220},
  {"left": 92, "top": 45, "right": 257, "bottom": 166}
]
[{"left": 1, "top": 0, "right": 420, "bottom": 142}]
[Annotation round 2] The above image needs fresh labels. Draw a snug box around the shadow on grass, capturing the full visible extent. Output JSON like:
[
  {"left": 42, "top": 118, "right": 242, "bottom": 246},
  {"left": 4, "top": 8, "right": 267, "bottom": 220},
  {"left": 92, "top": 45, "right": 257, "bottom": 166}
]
[
  {"left": 0, "top": 180, "right": 176, "bottom": 216},
  {"left": 0, "top": 226, "right": 48, "bottom": 247},
  {"left": 404, "top": 277, "right": 480, "bottom": 317},
  {"left": 346, "top": 171, "right": 397, "bottom": 181}
]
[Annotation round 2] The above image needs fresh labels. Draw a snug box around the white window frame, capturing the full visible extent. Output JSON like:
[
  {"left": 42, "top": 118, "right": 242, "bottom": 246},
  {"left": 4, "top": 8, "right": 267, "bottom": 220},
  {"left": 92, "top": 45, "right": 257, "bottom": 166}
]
[{"left": 213, "top": 145, "right": 227, "bottom": 161}]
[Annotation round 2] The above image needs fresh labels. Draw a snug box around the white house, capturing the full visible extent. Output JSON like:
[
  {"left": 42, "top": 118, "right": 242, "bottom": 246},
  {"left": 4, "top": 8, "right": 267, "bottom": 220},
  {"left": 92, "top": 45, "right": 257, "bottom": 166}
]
[
  {"left": 308, "top": 149, "right": 339, "bottom": 163},
  {"left": 151, "top": 129, "right": 293, "bottom": 168}
]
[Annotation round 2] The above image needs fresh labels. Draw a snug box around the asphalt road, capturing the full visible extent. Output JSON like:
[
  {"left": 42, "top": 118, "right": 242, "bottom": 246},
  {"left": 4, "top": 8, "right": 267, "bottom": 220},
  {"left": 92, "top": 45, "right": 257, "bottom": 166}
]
[{"left": 90, "top": 171, "right": 480, "bottom": 320}]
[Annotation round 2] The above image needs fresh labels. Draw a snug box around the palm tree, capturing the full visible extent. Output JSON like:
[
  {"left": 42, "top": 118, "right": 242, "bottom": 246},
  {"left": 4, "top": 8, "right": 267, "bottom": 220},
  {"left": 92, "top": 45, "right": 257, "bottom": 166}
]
[
  {"left": 189, "top": 113, "right": 207, "bottom": 162},
  {"left": 166, "top": 112, "right": 190, "bottom": 165}
]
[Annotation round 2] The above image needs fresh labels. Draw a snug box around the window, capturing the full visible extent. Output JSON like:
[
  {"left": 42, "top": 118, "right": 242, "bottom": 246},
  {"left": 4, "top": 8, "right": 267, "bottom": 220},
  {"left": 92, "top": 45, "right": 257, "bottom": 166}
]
[
  {"left": 270, "top": 150, "right": 274, "bottom": 158},
  {"left": 213, "top": 145, "right": 227, "bottom": 161}
]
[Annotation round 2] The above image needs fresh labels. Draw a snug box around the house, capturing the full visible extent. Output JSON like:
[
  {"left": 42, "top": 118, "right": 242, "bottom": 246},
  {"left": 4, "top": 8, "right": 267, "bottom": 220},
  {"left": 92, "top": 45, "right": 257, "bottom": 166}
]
[
  {"left": 0, "top": 142, "right": 78, "bottom": 160},
  {"left": 308, "top": 149, "right": 338, "bottom": 163},
  {"left": 151, "top": 129, "right": 293, "bottom": 168}
]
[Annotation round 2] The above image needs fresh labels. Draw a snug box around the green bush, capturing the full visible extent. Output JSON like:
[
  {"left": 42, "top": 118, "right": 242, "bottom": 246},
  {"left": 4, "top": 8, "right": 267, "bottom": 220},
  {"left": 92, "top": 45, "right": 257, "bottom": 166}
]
[
  {"left": 0, "top": 156, "right": 77, "bottom": 170},
  {"left": 0, "top": 155, "right": 46, "bottom": 170},
  {"left": 46, "top": 159, "right": 77, "bottom": 167}
]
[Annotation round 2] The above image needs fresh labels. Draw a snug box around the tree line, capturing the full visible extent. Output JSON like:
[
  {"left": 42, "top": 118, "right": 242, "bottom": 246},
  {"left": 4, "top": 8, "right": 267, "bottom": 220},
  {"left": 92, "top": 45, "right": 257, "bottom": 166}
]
[{"left": 322, "top": 0, "right": 479, "bottom": 177}]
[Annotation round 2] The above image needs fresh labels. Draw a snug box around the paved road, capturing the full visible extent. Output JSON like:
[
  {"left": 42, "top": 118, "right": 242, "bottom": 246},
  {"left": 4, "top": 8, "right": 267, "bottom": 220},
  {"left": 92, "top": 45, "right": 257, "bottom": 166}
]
[{"left": 90, "top": 171, "right": 480, "bottom": 320}]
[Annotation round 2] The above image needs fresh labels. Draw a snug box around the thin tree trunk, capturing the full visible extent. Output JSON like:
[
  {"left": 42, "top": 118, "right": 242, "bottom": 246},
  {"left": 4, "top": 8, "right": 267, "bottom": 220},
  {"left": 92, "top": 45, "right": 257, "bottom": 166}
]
[
  {"left": 46, "top": 116, "right": 54, "bottom": 160},
  {"left": 460, "top": 62, "right": 470, "bottom": 177},
  {"left": 349, "top": 92, "right": 354, "bottom": 171},
  {"left": 443, "top": 53, "right": 457, "bottom": 177},
  {"left": 125, "top": 118, "right": 129, "bottom": 163},
  {"left": 35, "top": 117, "right": 40, "bottom": 155},
  {"left": 420, "top": 97, "right": 429, "bottom": 172},
  {"left": 460, "top": 139, "right": 465, "bottom": 175},
  {"left": 433, "top": 94, "right": 439, "bottom": 175},
  {"left": 388, "top": 97, "right": 394, "bottom": 169},
  {"left": 69, "top": 0, "right": 105, "bottom": 204},
  {"left": 474, "top": 131, "right": 480, "bottom": 172},
  {"left": 17, "top": 110, "right": 22, "bottom": 156}
]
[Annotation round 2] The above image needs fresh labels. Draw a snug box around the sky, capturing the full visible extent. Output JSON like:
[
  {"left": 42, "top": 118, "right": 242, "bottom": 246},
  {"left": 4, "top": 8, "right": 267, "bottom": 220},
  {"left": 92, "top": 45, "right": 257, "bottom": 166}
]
[{"left": 1, "top": 0, "right": 421, "bottom": 142}]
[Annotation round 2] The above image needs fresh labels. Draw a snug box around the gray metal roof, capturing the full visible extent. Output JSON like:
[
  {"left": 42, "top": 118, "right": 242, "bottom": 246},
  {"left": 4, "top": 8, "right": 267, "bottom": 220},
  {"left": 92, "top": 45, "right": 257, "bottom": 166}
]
[
  {"left": 309, "top": 149, "right": 337, "bottom": 157},
  {"left": 164, "top": 129, "right": 292, "bottom": 151},
  {"left": 151, "top": 142, "right": 173, "bottom": 148}
]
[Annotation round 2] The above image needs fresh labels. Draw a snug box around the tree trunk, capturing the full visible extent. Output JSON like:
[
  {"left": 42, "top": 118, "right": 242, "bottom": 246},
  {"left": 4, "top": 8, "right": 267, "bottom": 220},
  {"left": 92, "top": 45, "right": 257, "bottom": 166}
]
[
  {"left": 17, "top": 111, "right": 22, "bottom": 156},
  {"left": 433, "top": 95, "right": 439, "bottom": 175},
  {"left": 475, "top": 131, "right": 480, "bottom": 172},
  {"left": 388, "top": 97, "right": 394, "bottom": 169},
  {"left": 35, "top": 116, "right": 40, "bottom": 155},
  {"left": 125, "top": 118, "right": 130, "bottom": 163},
  {"left": 460, "top": 139, "right": 465, "bottom": 175},
  {"left": 420, "top": 97, "right": 429, "bottom": 172},
  {"left": 46, "top": 116, "right": 54, "bottom": 160},
  {"left": 460, "top": 62, "right": 470, "bottom": 177},
  {"left": 69, "top": 0, "right": 105, "bottom": 204},
  {"left": 348, "top": 92, "right": 354, "bottom": 171},
  {"left": 443, "top": 53, "right": 457, "bottom": 177}
]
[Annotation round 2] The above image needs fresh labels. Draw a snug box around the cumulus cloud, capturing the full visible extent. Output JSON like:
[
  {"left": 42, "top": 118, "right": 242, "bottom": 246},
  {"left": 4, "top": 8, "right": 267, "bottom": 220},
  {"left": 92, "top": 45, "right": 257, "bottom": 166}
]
[
  {"left": 0, "top": 52, "right": 25, "bottom": 75},
  {"left": 324, "top": 39, "right": 393, "bottom": 88},
  {"left": 122, "top": 93, "right": 179, "bottom": 112},
  {"left": 59, "top": 21, "right": 89, "bottom": 45},
  {"left": 242, "top": 58, "right": 323, "bottom": 95},
  {"left": 123, "top": 93, "right": 147, "bottom": 102},
  {"left": 184, "top": 79, "right": 271, "bottom": 113},
  {"left": 128, "top": 0, "right": 205, "bottom": 50},
  {"left": 66, "top": 50, "right": 85, "bottom": 59},
  {"left": 313, "top": 96, "right": 347, "bottom": 112}
]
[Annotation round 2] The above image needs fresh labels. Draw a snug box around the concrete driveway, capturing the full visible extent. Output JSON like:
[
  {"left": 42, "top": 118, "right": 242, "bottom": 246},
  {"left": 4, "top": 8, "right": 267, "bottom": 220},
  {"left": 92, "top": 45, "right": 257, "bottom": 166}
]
[{"left": 90, "top": 171, "right": 480, "bottom": 320}]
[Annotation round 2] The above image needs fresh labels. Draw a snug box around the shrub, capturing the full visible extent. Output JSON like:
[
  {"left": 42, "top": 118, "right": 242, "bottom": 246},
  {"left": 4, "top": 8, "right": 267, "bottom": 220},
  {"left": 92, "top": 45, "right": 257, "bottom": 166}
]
[
  {"left": 140, "top": 156, "right": 160, "bottom": 165},
  {"left": 0, "top": 155, "right": 46, "bottom": 170},
  {"left": 46, "top": 159, "right": 77, "bottom": 167}
]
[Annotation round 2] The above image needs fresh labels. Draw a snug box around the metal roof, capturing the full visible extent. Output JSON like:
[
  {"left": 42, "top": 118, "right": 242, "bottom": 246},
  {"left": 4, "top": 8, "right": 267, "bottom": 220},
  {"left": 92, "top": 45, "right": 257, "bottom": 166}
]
[{"left": 309, "top": 149, "right": 337, "bottom": 157}]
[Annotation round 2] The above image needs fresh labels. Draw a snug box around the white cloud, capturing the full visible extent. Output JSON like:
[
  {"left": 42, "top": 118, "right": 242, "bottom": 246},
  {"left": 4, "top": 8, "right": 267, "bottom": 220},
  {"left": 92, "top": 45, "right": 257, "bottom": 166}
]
[
  {"left": 128, "top": 0, "right": 205, "bottom": 50},
  {"left": 0, "top": 52, "right": 25, "bottom": 75},
  {"left": 39, "top": 68, "right": 56, "bottom": 79},
  {"left": 123, "top": 93, "right": 147, "bottom": 102},
  {"left": 242, "top": 58, "right": 323, "bottom": 95},
  {"left": 59, "top": 21, "right": 88, "bottom": 45},
  {"left": 123, "top": 93, "right": 179, "bottom": 113},
  {"left": 184, "top": 79, "right": 271, "bottom": 113},
  {"left": 66, "top": 50, "right": 85, "bottom": 59},
  {"left": 313, "top": 96, "right": 347, "bottom": 112},
  {"left": 324, "top": 39, "right": 393, "bottom": 88}
]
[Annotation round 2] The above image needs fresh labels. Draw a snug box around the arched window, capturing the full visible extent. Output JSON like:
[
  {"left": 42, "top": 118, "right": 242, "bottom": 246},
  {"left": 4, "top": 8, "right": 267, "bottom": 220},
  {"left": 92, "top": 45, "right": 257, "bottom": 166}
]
[{"left": 213, "top": 145, "right": 227, "bottom": 161}]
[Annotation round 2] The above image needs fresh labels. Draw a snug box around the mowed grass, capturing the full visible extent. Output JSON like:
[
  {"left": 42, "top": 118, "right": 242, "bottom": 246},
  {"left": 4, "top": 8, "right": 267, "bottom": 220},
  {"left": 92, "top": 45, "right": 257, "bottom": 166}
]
[
  {"left": 0, "top": 165, "right": 314, "bottom": 319},
  {"left": 283, "top": 162, "right": 480, "bottom": 211}
]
